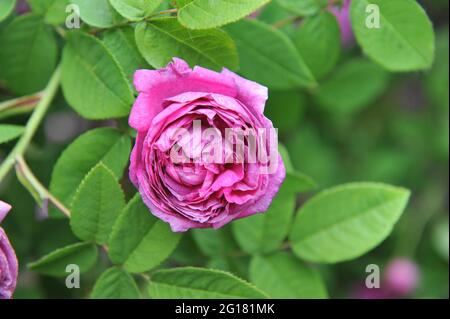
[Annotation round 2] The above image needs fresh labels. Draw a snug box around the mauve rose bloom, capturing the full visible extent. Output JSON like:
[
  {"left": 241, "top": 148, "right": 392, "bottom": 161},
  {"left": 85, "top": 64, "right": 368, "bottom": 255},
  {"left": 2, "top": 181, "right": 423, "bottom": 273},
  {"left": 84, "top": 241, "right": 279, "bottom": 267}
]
[
  {"left": 129, "top": 58, "right": 285, "bottom": 232},
  {"left": 330, "top": 0, "right": 354, "bottom": 46},
  {"left": 384, "top": 258, "right": 419, "bottom": 296},
  {"left": 0, "top": 201, "right": 18, "bottom": 299}
]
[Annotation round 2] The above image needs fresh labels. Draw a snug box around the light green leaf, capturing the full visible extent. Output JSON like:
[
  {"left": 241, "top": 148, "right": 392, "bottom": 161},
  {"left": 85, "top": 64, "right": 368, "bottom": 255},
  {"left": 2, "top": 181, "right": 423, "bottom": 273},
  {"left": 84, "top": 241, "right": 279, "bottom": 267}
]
[
  {"left": 108, "top": 194, "right": 181, "bottom": 273},
  {"left": 0, "top": 0, "right": 16, "bottom": 22},
  {"left": 135, "top": 17, "right": 239, "bottom": 71},
  {"left": 148, "top": 267, "right": 268, "bottom": 299},
  {"left": 50, "top": 128, "right": 131, "bottom": 217},
  {"left": 109, "top": 0, "right": 161, "bottom": 20},
  {"left": 61, "top": 31, "right": 134, "bottom": 119},
  {"left": 232, "top": 181, "right": 296, "bottom": 255},
  {"left": 192, "top": 226, "right": 238, "bottom": 258},
  {"left": 91, "top": 267, "right": 140, "bottom": 299},
  {"left": 290, "top": 182, "right": 411, "bottom": 263},
  {"left": 28, "top": 242, "right": 98, "bottom": 277},
  {"left": 284, "top": 171, "right": 317, "bottom": 193},
  {"left": 0, "top": 124, "right": 24, "bottom": 144},
  {"left": 350, "top": 0, "right": 435, "bottom": 71},
  {"left": 102, "top": 26, "right": 149, "bottom": 85},
  {"left": 293, "top": 12, "right": 341, "bottom": 79},
  {"left": 70, "top": 0, "right": 123, "bottom": 28},
  {"left": 250, "top": 252, "right": 328, "bottom": 298},
  {"left": 0, "top": 14, "right": 57, "bottom": 95},
  {"left": 314, "top": 58, "right": 389, "bottom": 114},
  {"left": 178, "top": 0, "right": 270, "bottom": 29},
  {"left": 71, "top": 163, "right": 126, "bottom": 244},
  {"left": 276, "top": 0, "right": 326, "bottom": 16},
  {"left": 225, "top": 19, "right": 316, "bottom": 89},
  {"left": 29, "top": 0, "right": 70, "bottom": 25}
]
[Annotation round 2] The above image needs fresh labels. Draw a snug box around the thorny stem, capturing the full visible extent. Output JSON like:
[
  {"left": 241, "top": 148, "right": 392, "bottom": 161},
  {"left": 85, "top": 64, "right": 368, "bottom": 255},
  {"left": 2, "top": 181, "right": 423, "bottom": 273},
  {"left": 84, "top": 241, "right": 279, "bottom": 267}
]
[{"left": 0, "top": 66, "right": 61, "bottom": 182}]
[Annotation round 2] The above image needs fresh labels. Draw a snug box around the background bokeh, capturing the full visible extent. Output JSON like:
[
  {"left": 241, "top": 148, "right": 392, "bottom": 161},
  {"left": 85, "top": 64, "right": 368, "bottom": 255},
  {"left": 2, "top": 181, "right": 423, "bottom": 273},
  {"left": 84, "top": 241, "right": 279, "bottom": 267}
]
[{"left": 0, "top": 0, "right": 448, "bottom": 298}]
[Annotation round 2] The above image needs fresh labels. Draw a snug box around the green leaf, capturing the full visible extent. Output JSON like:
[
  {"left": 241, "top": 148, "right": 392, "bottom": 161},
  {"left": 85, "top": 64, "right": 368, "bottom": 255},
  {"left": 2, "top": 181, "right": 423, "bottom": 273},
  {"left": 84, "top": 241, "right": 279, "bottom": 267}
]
[
  {"left": 29, "top": 0, "right": 70, "bottom": 25},
  {"left": 350, "top": 0, "right": 435, "bottom": 71},
  {"left": 192, "top": 226, "right": 238, "bottom": 258},
  {"left": 148, "top": 267, "right": 268, "bottom": 299},
  {"left": 102, "top": 26, "right": 149, "bottom": 86},
  {"left": 135, "top": 17, "right": 239, "bottom": 71},
  {"left": 313, "top": 58, "right": 389, "bottom": 114},
  {"left": 108, "top": 194, "right": 181, "bottom": 273},
  {"left": 91, "top": 267, "right": 140, "bottom": 299},
  {"left": 250, "top": 252, "right": 328, "bottom": 298},
  {"left": 279, "top": 143, "right": 317, "bottom": 193},
  {"left": 176, "top": 0, "right": 193, "bottom": 8},
  {"left": 71, "top": 163, "right": 126, "bottom": 244},
  {"left": 232, "top": 181, "right": 296, "bottom": 255},
  {"left": 178, "top": 0, "right": 270, "bottom": 29},
  {"left": 207, "top": 256, "right": 250, "bottom": 280},
  {"left": 0, "top": 14, "right": 57, "bottom": 95},
  {"left": 284, "top": 171, "right": 317, "bottom": 193},
  {"left": 28, "top": 242, "right": 98, "bottom": 277},
  {"left": 278, "top": 143, "right": 294, "bottom": 173},
  {"left": 225, "top": 19, "right": 316, "bottom": 89},
  {"left": 109, "top": 0, "right": 162, "bottom": 20},
  {"left": 290, "top": 182, "right": 411, "bottom": 263},
  {"left": 0, "top": 124, "right": 24, "bottom": 144},
  {"left": 275, "top": 0, "right": 326, "bottom": 16},
  {"left": 265, "top": 90, "right": 305, "bottom": 134},
  {"left": 50, "top": 128, "right": 131, "bottom": 216},
  {"left": 293, "top": 12, "right": 341, "bottom": 79},
  {"left": 0, "top": 0, "right": 16, "bottom": 22},
  {"left": 70, "top": 0, "right": 123, "bottom": 28},
  {"left": 61, "top": 31, "right": 134, "bottom": 119}
]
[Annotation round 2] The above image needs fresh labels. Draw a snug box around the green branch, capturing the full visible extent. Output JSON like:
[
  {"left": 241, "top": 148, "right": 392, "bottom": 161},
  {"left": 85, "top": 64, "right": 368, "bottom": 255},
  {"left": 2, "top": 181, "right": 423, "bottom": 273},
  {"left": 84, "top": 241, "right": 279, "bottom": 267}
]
[{"left": 0, "top": 66, "right": 61, "bottom": 182}]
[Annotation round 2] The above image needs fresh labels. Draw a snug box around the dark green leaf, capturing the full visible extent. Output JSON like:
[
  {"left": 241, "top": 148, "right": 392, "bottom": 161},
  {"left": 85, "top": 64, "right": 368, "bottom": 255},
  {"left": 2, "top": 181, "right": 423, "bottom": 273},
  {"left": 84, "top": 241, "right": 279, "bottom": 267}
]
[{"left": 0, "top": 14, "right": 57, "bottom": 95}]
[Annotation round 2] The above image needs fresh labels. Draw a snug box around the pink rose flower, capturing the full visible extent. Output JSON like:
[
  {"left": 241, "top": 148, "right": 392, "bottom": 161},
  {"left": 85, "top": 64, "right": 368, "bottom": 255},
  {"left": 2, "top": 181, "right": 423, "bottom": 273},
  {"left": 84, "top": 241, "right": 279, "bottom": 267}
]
[
  {"left": 129, "top": 58, "right": 285, "bottom": 232},
  {"left": 329, "top": 0, "right": 354, "bottom": 46},
  {"left": 0, "top": 200, "right": 18, "bottom": 299}
]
